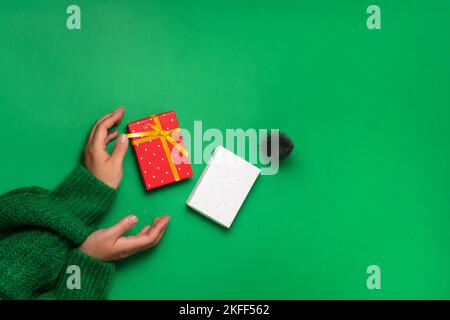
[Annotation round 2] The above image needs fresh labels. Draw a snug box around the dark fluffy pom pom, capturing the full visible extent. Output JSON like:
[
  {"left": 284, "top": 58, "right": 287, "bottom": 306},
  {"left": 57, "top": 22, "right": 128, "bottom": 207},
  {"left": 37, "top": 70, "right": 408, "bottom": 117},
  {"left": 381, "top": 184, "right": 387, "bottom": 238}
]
[{"left": 265, "top": 132, "right": 294, "bottom": 160}]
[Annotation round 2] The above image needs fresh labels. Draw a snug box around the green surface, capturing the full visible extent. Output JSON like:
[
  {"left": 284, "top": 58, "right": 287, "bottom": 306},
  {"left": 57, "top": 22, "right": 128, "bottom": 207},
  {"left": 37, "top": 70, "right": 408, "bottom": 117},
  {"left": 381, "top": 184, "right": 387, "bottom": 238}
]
[{"left": 1, "top": 0, "right": 450, "bottom": 299}]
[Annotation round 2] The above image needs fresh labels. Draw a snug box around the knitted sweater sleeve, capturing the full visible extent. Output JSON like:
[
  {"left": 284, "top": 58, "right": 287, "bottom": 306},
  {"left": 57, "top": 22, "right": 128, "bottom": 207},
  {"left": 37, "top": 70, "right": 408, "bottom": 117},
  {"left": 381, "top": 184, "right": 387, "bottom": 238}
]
[
  {"left": 0, "top": 165, "right": 118, "bottom": 300},
  {"left": 0, "top": 165, "right": 117, "bottom": 243},
  {"left": 46, "top": 166, "right": 117, "bottom": 299},
  {"left": 37, "top": 249, "right": 115, "bottom": 300}
]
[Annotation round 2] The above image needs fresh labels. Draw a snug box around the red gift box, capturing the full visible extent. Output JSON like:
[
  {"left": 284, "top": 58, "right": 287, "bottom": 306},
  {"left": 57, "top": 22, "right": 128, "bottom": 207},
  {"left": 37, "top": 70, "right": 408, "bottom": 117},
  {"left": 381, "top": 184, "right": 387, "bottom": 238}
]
[{"left": 127, "top": 111, "right": 193, "bottom": 190}]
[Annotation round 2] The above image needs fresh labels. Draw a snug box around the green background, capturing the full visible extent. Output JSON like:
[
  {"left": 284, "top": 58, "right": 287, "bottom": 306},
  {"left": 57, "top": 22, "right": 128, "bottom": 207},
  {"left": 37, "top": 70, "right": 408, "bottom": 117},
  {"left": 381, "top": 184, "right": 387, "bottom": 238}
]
[{"left": 1, "top": 0, "right": 450, "bottom": 299}]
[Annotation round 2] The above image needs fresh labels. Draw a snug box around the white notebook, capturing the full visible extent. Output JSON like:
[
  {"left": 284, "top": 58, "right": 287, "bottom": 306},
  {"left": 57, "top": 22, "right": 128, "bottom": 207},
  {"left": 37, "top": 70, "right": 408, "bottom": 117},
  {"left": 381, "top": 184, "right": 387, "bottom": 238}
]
[{"left": 186, "top": 145, "right": 260, "bottom": 228}]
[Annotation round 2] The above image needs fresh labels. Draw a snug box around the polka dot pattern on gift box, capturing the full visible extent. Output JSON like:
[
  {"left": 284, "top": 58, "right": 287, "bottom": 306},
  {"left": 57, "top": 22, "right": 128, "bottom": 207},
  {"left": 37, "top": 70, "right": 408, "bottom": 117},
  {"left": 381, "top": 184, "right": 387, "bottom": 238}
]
[
  {"left": 186, "top": 146, "right": 260, "bottom": 228},
  {"left": 127, "top": 111, "right": 193, "bottom": 190}
]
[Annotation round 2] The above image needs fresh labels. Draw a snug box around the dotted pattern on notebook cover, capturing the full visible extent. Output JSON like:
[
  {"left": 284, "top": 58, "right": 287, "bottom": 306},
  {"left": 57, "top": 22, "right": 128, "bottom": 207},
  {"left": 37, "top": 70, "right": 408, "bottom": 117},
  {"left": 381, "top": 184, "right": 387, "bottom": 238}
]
[{"left": 186, "top": 145, "right": 261, "bottom": 228}]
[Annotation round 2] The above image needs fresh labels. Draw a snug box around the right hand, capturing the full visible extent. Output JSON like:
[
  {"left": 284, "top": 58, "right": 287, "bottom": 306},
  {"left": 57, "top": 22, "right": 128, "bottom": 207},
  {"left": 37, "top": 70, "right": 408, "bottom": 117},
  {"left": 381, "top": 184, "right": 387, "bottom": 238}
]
[{"left": 79, "top": 215, "right": 170, "bottom": 261}]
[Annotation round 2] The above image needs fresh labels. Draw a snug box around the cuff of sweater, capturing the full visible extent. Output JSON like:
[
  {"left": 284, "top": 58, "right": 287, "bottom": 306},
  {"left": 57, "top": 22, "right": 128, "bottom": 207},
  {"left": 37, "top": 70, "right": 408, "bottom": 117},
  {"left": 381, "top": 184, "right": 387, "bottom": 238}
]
[
  {"left": 50, "top": 165, "right": 117, "bottom": 225},
  {"left": 55, "top": 249, "right": 115, "bottom": 300}
]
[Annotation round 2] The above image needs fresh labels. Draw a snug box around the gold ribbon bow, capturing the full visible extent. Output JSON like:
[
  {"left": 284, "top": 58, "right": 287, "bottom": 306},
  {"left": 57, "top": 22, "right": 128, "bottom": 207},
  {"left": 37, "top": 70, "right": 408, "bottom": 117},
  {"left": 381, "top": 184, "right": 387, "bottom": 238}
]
[{"left": 126, "top": 116, "right": 188, "bottom": 182}]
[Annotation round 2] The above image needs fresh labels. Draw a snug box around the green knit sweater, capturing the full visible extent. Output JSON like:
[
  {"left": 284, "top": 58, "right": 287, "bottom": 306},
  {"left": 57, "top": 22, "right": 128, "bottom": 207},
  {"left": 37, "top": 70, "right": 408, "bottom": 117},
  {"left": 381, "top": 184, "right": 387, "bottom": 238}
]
[{"left": 0, "top": 165, "right": 117, "bottom": 300}]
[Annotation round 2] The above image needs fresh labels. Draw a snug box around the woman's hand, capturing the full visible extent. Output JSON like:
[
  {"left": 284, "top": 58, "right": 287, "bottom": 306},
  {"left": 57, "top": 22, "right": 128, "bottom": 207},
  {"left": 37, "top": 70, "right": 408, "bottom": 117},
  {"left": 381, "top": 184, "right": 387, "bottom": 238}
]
[
  {"left": 80, "top": 215, "right": 170, "bottom": 261},
  {"left": 81, "top": 108, "right": 171, "bottom": 261},
  {"left": 83, "top": 107, "right": 128, "bottom": 189}
]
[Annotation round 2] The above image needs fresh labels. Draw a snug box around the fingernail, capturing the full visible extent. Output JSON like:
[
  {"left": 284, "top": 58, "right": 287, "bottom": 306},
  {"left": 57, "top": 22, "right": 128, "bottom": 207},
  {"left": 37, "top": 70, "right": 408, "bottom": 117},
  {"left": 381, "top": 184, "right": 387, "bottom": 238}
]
[
  {"left": 129, "top": 215, "right": 138, "bottom": 224},
  {"left": 119, "top": 134, "right": 127, "bottom": 144}
]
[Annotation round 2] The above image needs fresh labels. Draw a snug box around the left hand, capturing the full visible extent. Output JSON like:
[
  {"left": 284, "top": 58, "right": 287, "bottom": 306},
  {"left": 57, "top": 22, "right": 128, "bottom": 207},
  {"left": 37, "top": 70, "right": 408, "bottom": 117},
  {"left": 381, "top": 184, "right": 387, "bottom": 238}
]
[{"left": 83, "top": 107, "right": 128, "bottom": 189}]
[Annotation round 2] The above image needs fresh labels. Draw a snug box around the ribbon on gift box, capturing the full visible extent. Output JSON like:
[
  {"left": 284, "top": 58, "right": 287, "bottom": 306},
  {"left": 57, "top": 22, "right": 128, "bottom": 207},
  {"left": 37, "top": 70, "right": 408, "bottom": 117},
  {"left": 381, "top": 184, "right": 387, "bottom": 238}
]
[{"left": 126, "top": 116, "right": 188, "bottom": 182}]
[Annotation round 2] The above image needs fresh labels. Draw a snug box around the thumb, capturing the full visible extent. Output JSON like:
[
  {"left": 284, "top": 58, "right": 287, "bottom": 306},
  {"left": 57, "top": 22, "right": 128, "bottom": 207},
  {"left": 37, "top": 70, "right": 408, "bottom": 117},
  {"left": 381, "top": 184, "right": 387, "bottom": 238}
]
[
  {"left": 110, "top": 133, "right": 129, "bottom": 165},
  {"left": 106, "top": 215, "right": 138, "bottom": 238}
]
